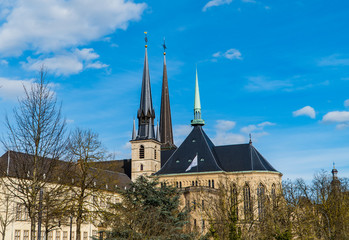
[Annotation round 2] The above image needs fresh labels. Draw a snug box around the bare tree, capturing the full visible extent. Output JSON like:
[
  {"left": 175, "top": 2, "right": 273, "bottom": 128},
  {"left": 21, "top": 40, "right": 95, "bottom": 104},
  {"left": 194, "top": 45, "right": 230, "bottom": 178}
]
[
  {"left": 0, "top": 185, "right": 15, "bottom": 240},
  {"left": 1, "top": 67, "right": 67, "bottom": 240},
  {"left": 67, "top": 128, "right": 108, "bottom": 240}
]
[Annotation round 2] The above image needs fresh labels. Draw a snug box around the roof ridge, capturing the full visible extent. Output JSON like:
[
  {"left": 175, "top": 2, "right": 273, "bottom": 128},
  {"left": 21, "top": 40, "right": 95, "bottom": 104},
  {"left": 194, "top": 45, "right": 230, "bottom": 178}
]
[
  {"left": 199, "top": 126, "right": 224, "bottom": 172},
  {"left": 251, "top": 145, "right": 267, "bottom": 170}
]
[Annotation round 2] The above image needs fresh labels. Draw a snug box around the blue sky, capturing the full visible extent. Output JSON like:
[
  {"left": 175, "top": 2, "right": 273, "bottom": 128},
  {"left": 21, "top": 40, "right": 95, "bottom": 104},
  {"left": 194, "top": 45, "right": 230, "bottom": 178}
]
[{"left": 0, "top": 0, "right": 348, "bottom": 180}]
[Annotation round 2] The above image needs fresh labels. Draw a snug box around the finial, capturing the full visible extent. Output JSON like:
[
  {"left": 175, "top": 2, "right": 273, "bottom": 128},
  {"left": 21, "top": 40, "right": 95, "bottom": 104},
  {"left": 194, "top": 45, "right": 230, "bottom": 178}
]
[
  {"left": 191, "top": 67, "right": 205, "bottom": 126},
  {"left": 333, "top": 162, "right": 335, "bottom": 169},
  {"left": 144, "top": 32, "right": 148, "bottom": 48},
  {"left": 249, "top": 133, "right": 252, "bottom": 144},
  {"left": 162, "top": 37, "right": 167, "bottom": 55}
]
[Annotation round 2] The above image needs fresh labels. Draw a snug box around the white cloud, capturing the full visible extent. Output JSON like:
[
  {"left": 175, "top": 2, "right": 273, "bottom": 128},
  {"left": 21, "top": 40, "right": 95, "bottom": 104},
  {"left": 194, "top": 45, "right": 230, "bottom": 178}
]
[
  {"left": 203, "top": 0, "right": 232, "bottom": 12},
  {"left": 344, "top": 99, "right": 349, "bottom": 108},
  {"left": 174, "top": 124, "right": 192, "bottom": 146},
  {"left": 293, "top": 106, "right": 316, "bottom": 119},
  {"left": 242, "top": 0, "right": 256, "bottom": 3},
  {"left": 21, "top": 48, "right": 108, "bottom": 75},
  {"left": 213, "top": 48, "right": 242, "bottom": 60},
  {"left": 0, "top": 77, "right": 33, "bottom": 101},
  {"left": 319, "top": 54, "right": 349, "bottom": 66},
  {"left": 212, "top": 120, "right": 246, "bottom": 145},
  {"left": 322, "top": 111, "right": 349, "bottom": 123},
  {"left": 215, "top": 120, "right": 236, "bottom": 131},
  {"left": 0, "top": 0, "right": 146, "bottom": 56},
  {"left": 245, "top": 76, "right": 292, "bottom": 91},
  {"left": 0, "top": 59, "right": 8, "bottom": 65},
  {"left": 240, "top": 121, "right": 275, "bottom": 135}
]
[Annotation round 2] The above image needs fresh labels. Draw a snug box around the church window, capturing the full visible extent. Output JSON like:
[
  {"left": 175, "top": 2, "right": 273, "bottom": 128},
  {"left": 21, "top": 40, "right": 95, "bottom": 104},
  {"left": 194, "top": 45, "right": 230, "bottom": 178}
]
[
  {"left": 194, "top": 219, "right": 197, "bottom": 228},
  {"left": 231, "top": 184, "right": 238, "bottom": 220},
  {"left": 195, "top": 180, "right": 198, "bottom": 186},
  {"left": 176, "top": 182, "right": 178, "bottom": 188},
  {"left": 257, "top": 183, "right": 265, "bottom": 220},
  {"left": 179, "top": 182, "right": 182, "bottom": 188},
  {"left": 154, "top": 148, "right": 157, "bottom": 159},
  {"left": 244, "top": 184, "right": 253, "bottom": 220},
  {"left": 192, "top": 181, "right": 195, "bottom": 186},
  {"left": 271, "top": 183, "right": 276, "bottom": 203},
  {"left": 193, "top": 200, "right": 196, "bottom": 210},
  {"left": 208, "top": 180, "right": 211, "bottom": 188},
  {"left": 212, "top": 180, "right": 215, "bottom": 188},
  {"left": 139, "top": 145, "right": 144, "bottom": 159},
  {"left": 140, "top": 164, "right": 144, "bottom": 171}
]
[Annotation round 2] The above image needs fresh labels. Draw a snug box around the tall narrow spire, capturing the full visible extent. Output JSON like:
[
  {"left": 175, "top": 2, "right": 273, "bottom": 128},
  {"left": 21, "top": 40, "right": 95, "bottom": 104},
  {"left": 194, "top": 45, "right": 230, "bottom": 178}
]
[
  {"left": 136, "top": 32, "right": 156, "bottom": 140},
  {"left": 191, "top": 68, "right": 205, "bottom": 126},
  {"left": 160, "top": 38, "right": 176, "bottom": 149}
]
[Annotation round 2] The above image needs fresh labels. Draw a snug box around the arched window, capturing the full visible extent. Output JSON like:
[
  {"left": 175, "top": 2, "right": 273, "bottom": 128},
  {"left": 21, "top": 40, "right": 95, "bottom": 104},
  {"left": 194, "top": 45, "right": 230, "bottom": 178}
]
[
  {"left": 212, "top": 180, "right": 215, "bottom": 188},
  {"left": 271, "top": 183, "right": 276, "bottom": 203},
  {"left": 154, "top": 148, "right": 157, "bottom": 159},
  {"left": 257, "top": 183, "right": 265, "bottom": 220},
  {"left": 140, "top": 164, "right": 143, "bottom": 171},
  {"left": 139, "top": 145, "right": 144, "bottom": 159},
  {"left": 231, "top": 183, "right": 238, "bottom": 220},
  {"left": 195, "top": 180, "right": 198, "bottom": 186},
  {"left": 208, "top": 180, "right": 211, "bottom": 188},
  {"left": 179, "top": 182, "right": 182, "bottom": 188},
  {"left": 192, "top": 181, "right": 194, "bottom": 186},
  {"left": 176, "top": 182, "right": 178, "bottom": 188},
  {"left": 244, "top": 184, "right": 253, "bottom": 220}
]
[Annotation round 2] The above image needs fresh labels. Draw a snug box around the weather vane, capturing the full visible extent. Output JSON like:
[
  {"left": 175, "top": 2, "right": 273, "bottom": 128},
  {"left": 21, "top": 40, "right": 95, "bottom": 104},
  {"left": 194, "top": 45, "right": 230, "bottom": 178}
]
[
  {"left": 144, "top": 32, "right": 148, "bottom": 47},
  {"left": 249, "top": 133, "right": 252, "bottom": 144},
  {"left": 162, "top": 37, "right": 167, "bottom": 53}
]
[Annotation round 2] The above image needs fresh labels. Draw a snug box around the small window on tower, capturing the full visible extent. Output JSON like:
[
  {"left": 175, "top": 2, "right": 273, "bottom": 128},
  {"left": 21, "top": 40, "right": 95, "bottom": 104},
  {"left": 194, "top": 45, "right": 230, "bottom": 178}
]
[
  {"left": 154, "top": 149, "right": 157, "bottom": 159},
  {"left": 139, "top": 145, "right": 144, "bottom": 159},
  {"left": 140, "top": 164, "right": 144, "bottom": 171}
]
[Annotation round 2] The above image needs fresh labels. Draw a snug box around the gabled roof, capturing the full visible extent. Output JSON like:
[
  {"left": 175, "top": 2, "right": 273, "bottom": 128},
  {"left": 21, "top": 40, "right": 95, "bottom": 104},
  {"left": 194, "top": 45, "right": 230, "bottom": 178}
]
[
  {"left": 156, "top": 126, "right": 223, "bottom": 175},
  {"left": 158, "top": 126, "right": 279, "bottom": 175}
]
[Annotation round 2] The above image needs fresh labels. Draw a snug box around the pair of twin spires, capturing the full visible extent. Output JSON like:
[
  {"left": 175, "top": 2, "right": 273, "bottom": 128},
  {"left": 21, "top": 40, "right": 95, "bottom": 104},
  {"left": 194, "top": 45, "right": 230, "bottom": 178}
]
[{"left": 131, "top": 33, "right": 205, "bottom": 150}]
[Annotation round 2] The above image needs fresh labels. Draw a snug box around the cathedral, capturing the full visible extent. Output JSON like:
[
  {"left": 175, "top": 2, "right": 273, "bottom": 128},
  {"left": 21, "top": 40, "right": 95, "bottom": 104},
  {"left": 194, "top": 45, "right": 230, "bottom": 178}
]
[{"left": 128, "top": 35, "right": 282, "bottom": 225}]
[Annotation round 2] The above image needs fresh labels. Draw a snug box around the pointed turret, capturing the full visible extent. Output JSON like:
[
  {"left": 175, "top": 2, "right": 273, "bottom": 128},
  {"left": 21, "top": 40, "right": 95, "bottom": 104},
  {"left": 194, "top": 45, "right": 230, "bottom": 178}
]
[
  {"left": 160, "top": 39, "right": 176, "bottom": 150},
  {"left": 156, "top": 121, "right": 161, "bottom": 142},
  {"left": 132, "top": 118, "right": 136, "bottom": 140},
  {"left": 136, "top": 32, "right": 156, "bottom": 140},
  {"left": 191, "top": 68, "right": 205, "bottom": 126}
]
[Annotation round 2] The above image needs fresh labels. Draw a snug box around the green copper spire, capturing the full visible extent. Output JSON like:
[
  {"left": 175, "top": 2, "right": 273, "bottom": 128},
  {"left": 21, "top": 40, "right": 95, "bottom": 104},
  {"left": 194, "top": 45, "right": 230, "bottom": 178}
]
[{"left": 191, "top": 68, "right": 205, "bottom": 126}]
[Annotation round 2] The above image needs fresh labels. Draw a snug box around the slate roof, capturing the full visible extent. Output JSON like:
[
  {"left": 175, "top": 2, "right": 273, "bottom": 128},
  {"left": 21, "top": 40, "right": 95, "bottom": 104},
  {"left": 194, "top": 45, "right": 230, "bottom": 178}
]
[
  {"left": 0, "top": 151, "right": 131, "bottom": 189},
  {"left": 157, "top": 125, "right": 279, "bottom": 175}
]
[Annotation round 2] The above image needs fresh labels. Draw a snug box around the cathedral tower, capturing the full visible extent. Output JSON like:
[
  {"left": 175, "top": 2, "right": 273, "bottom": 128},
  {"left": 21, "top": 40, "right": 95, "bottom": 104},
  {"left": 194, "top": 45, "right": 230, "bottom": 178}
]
[
  {"left": 130, "top": 33, "right": 161, "bottom": 181},
  {"left": 159, "top": 40, "right": 176, "bottom": 150}
]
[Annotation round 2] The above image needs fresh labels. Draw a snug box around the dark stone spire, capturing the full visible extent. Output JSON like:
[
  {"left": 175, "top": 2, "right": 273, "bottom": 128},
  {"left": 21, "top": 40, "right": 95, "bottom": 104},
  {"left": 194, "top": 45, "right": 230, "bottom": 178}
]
[
  {"left": 160, "top": 40, "right": 176, "bottom": 150},
  {"left": 136, "top": 33, "right": 155, "bottom": 140}
]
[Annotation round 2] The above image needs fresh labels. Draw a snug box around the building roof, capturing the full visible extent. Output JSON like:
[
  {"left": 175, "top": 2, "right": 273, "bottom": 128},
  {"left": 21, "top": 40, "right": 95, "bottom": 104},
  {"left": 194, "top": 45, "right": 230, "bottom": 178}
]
[
  {"left": 0, "top": 151, "right": 131, "bottom": 189},
  {"left": 157, "top": 125, "right": 279, "bottom": 175}
]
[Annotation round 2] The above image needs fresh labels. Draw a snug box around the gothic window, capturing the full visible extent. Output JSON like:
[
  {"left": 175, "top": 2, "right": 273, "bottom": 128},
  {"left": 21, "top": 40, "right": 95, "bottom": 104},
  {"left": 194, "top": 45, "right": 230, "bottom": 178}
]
[
  {"left": 179, "top": 182, "right": 182, "bottom": 188},
  {"left": 140, "top": 164, "right": 144, "bottom": 171},
  {"left": 139, "top": 145, "right": 145, "bottom": 159},
  {"left": 195, "top": 180, "right": 198, "bottom": 186},
  {"left": 154, "top": 148, "right": 157, "bottom": 159},
  {"left": 212, "top": 179, "right": 215, "bottom": 188},
  {"left": 192, "top": 181, "right": 194, "bottom": 186},
  {"left": 208, "top": 180, "right": 211, "bottom": 188},
  {"left": 244, "top": 184, "right": 253, "bottom": 220},
  {"left": 271, "top": 183, "right": 276, "bottom": 203},
  {"left": 231, "top": 183, "right": 239, "bottom": 220},
  {"left": 257, "top": 183, "right": 265, "bottom": 220},
  {"left": 176, "top": 182, "right": 178, "bottom": 188}
]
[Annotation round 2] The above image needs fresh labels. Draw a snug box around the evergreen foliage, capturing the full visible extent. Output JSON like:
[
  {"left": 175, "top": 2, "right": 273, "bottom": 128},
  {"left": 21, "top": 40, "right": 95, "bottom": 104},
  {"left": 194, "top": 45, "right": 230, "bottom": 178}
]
[{"left": 104, "top": 176, "right": 192, "bottom": 240}]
